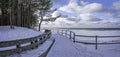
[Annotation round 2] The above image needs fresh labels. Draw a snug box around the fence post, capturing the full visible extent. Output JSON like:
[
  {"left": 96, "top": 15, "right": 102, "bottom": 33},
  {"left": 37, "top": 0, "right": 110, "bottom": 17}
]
[
  {"left": 57, "top": 30, "right": 59, "bottom": 34},
  {"left": 61, "top": 30, "right": 63, "bottom": 35},
  {"left": 73, "top": 33, "right": 75, "bottom": 43},
  {"left": 65, "top": 30, "right": 67, "bottom": 36},
  {"left": 70, "top": 31, "right": 72, "bottom": 39},
  {"left": 16, "top": 44, "right": 21, "bottom": 48},
  {"left": 35, "top": 39, "right": 38, "bottom": 48},
  {"left": 16, "top": 43, "right": 21, "bottom": 53},
  {"left": 31, "top": 41, "right": 34, "bottom": 49},
  {"left": 95, "top": 35, "right": 98, "bottom": 50},
  {"left": 62, "top": 30, "right": 64, "bottom": 35}
]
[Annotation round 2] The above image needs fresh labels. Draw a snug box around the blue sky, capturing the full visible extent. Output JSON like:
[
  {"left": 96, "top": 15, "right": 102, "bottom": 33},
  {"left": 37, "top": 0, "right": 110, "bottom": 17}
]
[
  {"left": 81, "top": 0, "right": 118, "bottom": 7},
  {"left": 53, "top": 0, "right": 119, "bottom": 7},
  {"left": 42, "top": 0, "right": 120, "bottom": 28}
]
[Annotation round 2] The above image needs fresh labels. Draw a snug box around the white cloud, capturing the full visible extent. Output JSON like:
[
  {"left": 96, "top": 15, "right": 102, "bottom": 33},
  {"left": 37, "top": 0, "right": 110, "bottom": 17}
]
[
  {"left": 42, "top": 16, "right": 120, "bottom": 28},
  {"left": 55, "top": 17, "right": 75, "bottom": 25},
  {"left": 43, "top": 11, "right": 61, "bottom": 20},
  {"left": 59, "top": 0, "right": 102, "bottom": 13},
  {"left": 42, "top": 0, "right": 120, "bottom": 28},
  {"left": 82, "top": 3, "right": 102, "bottom": 13},
  {"left": 58, "top": 0, "right": 102, "bottom": 23},
  {"left": 96, "top": 0, "right": 120, "bottom": 18},
  {"left": 80, "top": 1, "right": 89, "bottom": 6},
  {"left": 80, "top": 13, "right": 101, "bottom": 22},
  {"left": 42, "top": 17, "right": 76, "bottom": 28},
  {"left": 113, "top": 1, "right": 120, "bottom": 10},
  {"left": 51, "top": 11, "right": 61, "bottom": 17},
  {"left": 59, "top": 0, "right": 81, "bottom": 13},
  {"left": 101, "top": 0, "right": 120, "bottom": 18},
  {"left": 103, "top": 11, "right": 120, "bottom": 18},
  {"left": 101, "top": 9, "right": 120, "bottom": 18}
]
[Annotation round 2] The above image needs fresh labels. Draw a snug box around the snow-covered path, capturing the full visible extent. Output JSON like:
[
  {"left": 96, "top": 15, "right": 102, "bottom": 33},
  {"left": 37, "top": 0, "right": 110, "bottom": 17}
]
[{"left": 47, "top": 34, "right": 102, "bottom": 57}]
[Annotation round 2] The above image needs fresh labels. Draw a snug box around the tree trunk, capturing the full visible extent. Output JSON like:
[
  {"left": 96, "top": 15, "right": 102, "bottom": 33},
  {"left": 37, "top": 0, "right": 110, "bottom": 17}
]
[
  {"left": 9, "top": 0, "right": 13, "bottom": 29},
  {"left": 1, "top": 8, "right": 4, "bottom": 25},
  {"left": 38, "top": 16, "right": 43, "bottom": 31},
  {"left": 9, "top": 0, "right": 15, "bottom": 29}
]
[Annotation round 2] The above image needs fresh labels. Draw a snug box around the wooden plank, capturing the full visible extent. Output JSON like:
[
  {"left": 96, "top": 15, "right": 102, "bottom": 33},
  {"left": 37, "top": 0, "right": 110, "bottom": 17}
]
[{"left": 0, "top": 31, "right": 51, "bottom": 57}]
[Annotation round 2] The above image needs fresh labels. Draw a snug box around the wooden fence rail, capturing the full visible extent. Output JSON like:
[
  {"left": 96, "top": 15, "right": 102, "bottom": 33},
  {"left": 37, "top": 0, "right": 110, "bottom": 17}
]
[
  {"left": 57, "top": 30, "right": 76, "bottom": 42},
  {"left": 75, "top": 35, "right": 120, "bottom": 49},
  {"left": 57, "top": 30, "right": 120, "bottom": 50},
  {"left": 76, "top": 35, "right": 120, "bottom": 38},
  {"left": 0, "top": 30, "right": 51, "bottom": 57}
]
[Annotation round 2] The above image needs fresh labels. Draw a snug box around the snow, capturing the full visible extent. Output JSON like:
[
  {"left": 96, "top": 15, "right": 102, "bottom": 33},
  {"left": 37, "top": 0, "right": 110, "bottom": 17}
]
[
  {"left": 7, "top": 39, "right": 53, "bottom": 57},
  {"left": 72, "top": 30, "right": 120, "bottom": 36},
  {"left": 0, "top": 26, "right": 42, "bottom": 41},
  {"left": 47, "top": 34, "right": 79, "bottom": 57},
  {"left": 1, "top": 26, "right": 120, "bottom": 57},
  {"left": 75, "top": 43, "right": 120, "bottom": 57},
  {"left": 72, "top": 30, "right": 120, "bottom": 57},
  {"left": 0, "top": 46, "right": 16, "bottom": 51},
  {"left": 0, "top": 26, "right": 42, "bottom": 51},
  {"left": 0, "top": 26, "right": 53, "bottom": 57},
  {"left": 47, "top": 29, "right": 120, "bottom": 57},
  {"left": 47, "top": 34, "right": 102, "bottom": 57},
  {"left": 72, "top": 30, "right": 120, "bottom": 43}
]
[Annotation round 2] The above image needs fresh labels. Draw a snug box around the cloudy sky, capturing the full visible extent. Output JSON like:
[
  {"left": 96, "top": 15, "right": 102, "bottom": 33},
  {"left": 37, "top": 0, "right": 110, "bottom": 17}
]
[{"left": 42, "top": 0, "right": 120, "bottom": 28}]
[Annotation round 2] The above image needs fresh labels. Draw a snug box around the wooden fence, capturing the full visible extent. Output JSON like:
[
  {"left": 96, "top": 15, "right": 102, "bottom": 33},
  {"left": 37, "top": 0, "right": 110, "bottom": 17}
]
[
  {"left": 57, "top": 30, "right": 120, "bottom": 50},
  {"left": 57, "top": 30, "right": 76, "bottom": 42},
  {"left": 0, "top": 30, "right": 51, "bottom": 57}
]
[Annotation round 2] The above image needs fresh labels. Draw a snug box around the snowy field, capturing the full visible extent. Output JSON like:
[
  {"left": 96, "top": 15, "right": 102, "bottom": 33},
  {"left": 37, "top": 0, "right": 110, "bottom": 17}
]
[
  {"left": 76, "top": 43, "right": 120, "bottom": 57},
  {"left": 49, "top": 29, "right": 120, "bottom": 57},
  {"left": 73, "top": 30, "right": 120, "bottom": 57},
  {"left": 0, "top": 26, "right": 42, "bottom": 41},
  {"left": 72, "top": 30, "right": 120, "bottom": 43},
  {"left": 71, "top": 30, "right": 120, "bottom": 57},
  {"left": 50, "top": 29, "right": 120, "bottom": 42}
]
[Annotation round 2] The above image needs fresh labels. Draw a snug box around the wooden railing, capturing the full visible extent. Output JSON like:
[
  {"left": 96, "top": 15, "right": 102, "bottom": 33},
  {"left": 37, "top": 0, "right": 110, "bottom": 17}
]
[
  {"left": 75, "top": 35, "right": 120, "bottom": 49},
  {"left": 0, "top": 30, "right": 51, "bottom": 57},
  {"left": 57, "top": 30, "right": 120, "bottom": 50},
  {"left": 39, "top": 38, "right": 55, "bottom": 57},
  {"left": 57, "top": 30, "right": 76, "bottom": 42}
]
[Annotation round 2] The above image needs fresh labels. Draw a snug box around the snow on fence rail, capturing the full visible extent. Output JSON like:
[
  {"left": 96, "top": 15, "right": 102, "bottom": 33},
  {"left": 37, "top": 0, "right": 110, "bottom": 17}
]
[
  {"left": 57, "top": 30, "right": 120, "bottom": 50},
  {"left": 0, "top": 30, "right": 51, "bottom": 57},
  {"left": 57, "top": 30, "right": 76, "bottom": 42}
]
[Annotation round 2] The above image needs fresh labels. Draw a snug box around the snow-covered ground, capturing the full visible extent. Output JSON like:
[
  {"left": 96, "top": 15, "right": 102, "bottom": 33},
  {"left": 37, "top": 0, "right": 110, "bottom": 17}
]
[
  {"left": 0, "top": 26, "right": 52, "bottom": 57},
  {"left": 7, "top": 39, "right": 53, "bottom": 57},
  {"left": 47, "top": 34, "right": 102, "bottom": 57},
  {"left": 72, "top": 30, "right": 120, "bottom": 36},
  {"left": 0, "top": 26, "right": 42, "bottom": 41},
  {"left": 1, "top": 26, "right": 120, "bottom": 57},
  {"left": 72, "top": 30, "right": 120, "bottom": 43},
  {"left": 48, "top": 34, "right": 120, "bottom": 57},
  {"left": 72, "top": 30, "right": 120, "bottom": 57},
  {"left": 75, "top": 43, "right": 120, "bottom": 57},
  {"left": 0, "top": 26, "right": 42, "bottom": 52},
  {"left": 48, "top": 29, "right": 120, "bottom": 57}
]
